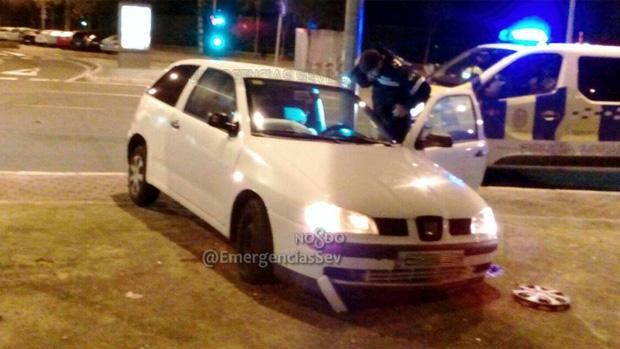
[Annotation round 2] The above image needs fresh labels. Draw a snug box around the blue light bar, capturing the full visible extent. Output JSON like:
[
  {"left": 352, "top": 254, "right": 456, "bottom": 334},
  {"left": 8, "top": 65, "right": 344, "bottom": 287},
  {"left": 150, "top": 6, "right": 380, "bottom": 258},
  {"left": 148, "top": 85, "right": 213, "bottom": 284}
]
[{"left": 499, "top": 17, "right": 550, "bottom": 45}]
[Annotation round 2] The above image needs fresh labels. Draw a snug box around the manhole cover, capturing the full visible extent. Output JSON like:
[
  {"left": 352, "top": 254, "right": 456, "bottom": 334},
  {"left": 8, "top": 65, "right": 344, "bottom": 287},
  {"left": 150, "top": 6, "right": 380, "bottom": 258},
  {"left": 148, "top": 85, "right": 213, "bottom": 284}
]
[{"left": 512, "top": 285, "right": 570, "bottom": 311}]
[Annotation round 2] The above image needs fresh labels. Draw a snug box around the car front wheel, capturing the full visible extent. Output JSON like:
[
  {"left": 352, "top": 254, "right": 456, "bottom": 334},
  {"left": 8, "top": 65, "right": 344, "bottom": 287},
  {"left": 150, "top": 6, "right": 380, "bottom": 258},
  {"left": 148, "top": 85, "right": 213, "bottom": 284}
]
[
  {"left": 128, "top": 145, "right": 160, "bottom": 206},
  {"left": 235, "top": 198, "right": 275, "bottom": 284}
]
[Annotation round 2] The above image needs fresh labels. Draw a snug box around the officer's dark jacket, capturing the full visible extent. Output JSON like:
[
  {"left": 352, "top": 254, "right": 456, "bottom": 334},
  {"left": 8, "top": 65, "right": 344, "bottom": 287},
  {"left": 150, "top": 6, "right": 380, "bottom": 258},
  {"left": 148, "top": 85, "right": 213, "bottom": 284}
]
[{"left": 351, "top": 48, "right": 430, "bottom": 116}]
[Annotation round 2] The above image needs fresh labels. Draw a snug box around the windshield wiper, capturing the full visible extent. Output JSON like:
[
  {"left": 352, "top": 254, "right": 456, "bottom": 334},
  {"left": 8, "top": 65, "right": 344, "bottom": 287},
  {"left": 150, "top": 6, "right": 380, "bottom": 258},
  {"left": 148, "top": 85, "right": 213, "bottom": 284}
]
[
  {"left": 257, "top": 130, "right": 344, "bottom": 143},
  {"left": 333, "top": 135, "right": 395, "bottom": 146}
]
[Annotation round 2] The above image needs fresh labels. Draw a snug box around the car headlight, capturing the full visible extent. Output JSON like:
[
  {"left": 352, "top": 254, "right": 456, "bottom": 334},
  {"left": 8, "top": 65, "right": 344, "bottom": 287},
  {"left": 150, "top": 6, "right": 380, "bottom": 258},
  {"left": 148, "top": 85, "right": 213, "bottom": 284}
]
[
  {"left": 470, "top": 207, "right": 498, "bottom": 237},
  {"left": 304, "top": 202, "right": 379, "bottom": 235}
]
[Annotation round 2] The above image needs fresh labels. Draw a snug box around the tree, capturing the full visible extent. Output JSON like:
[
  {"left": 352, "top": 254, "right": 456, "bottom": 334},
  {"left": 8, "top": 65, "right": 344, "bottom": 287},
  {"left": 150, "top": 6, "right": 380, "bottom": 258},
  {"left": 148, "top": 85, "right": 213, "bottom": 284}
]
[{"left": 33, "top": 0, "right": 63, "bottom": 29}]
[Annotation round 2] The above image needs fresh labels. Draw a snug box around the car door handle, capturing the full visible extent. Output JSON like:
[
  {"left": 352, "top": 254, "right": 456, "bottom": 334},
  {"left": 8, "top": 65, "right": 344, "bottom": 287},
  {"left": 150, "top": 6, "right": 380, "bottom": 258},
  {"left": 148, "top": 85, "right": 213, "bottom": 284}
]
[
  {"left": 170, "top": 120, "right": 180, "bottom": 129},
  {"left": 541, "top": 111, "right": 559, "bottom": 122}
]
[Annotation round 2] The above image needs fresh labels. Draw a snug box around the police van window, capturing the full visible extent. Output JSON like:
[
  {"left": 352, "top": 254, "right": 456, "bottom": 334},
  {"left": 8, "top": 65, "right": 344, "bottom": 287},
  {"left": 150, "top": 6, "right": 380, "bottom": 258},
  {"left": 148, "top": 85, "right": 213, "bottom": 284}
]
[
  {"left": 482, "top": 53, "right": 562, "bottom": 99},
  {"left": 147, "top": 65, "right": 199, "bottom": 107},
  {"left": 432, "top": 47, "right": 516, "bottom": 87},
  {"left": 184, "top": 68, "right": 237, "bottom": 121},
  {"left": 421, "top": 95, "right": 478, "bottom": 142},
  {"left": 579, "top": 57, "right": 620, "bottom": 101}
]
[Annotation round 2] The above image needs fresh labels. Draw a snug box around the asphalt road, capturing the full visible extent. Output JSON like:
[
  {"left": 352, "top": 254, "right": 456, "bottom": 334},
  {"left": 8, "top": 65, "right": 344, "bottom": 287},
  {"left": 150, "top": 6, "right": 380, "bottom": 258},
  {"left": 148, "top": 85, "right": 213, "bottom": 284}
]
[{"left": 0, "top": 48, "right": 144, "bottom": 172}]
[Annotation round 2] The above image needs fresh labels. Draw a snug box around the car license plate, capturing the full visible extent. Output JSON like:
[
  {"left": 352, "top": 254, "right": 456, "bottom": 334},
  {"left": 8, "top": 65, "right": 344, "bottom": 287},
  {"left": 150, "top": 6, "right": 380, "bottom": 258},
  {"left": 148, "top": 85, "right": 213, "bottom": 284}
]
[{"left": 395, "top": 250, "right": 464, "bottom": 269}]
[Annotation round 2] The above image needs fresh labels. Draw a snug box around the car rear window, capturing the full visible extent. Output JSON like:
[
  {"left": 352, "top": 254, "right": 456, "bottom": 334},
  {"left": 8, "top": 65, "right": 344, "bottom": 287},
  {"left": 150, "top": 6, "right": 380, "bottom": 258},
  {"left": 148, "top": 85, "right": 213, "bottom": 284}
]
[
  {"left": 578, "top": 56, "right": 620, "bottom": 101},
  {"left": 147, "top": 65, "right": 199, "bottom": 107}
]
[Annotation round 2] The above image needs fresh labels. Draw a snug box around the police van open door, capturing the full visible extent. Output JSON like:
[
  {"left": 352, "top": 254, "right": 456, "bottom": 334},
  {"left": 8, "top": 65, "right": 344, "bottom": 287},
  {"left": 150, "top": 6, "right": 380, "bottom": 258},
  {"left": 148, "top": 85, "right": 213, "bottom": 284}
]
[{"left": 406, "top": 90, "right": 488, "bottom": 189}]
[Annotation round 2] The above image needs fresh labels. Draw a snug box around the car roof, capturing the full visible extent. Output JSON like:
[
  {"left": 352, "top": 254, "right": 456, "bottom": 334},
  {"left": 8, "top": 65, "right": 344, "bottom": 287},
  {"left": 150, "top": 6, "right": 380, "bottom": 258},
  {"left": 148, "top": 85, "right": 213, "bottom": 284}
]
[
  {"left": 173, "top": 59, "right": 341, "bottom": 87},
  {"left": 479, "top": 42, "right": 620, "bottom": 55}
]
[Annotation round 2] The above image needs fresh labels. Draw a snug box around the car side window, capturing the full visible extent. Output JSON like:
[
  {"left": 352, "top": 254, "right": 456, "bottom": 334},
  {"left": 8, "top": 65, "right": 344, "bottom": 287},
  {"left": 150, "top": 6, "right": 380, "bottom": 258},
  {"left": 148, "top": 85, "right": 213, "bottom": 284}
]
[
  {"left": 482, "top": 53, "right": 562, "bottom": 99},
  {"left": 184, "top": 68, "right": 237, "bottom": 121},
  {"left": 578, "top": 56, "right": 620, "bottom": 101},
  {"left": 421, "top": 95, "right": 478, "bottom": 142},
  {"left": 147, "top": 65, "right": 199, "bottom": 107}
]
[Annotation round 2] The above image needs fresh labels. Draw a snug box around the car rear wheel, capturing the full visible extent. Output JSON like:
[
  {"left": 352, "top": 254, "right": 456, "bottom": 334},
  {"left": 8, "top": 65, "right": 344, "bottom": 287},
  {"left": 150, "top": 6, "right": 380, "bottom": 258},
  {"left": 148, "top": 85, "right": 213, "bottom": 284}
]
[
  {"left": 128, "top": 145, "right": 159, "bottom": 206},
  {"left": 235, "top": 198, "right": 275, "bottom": 284}
]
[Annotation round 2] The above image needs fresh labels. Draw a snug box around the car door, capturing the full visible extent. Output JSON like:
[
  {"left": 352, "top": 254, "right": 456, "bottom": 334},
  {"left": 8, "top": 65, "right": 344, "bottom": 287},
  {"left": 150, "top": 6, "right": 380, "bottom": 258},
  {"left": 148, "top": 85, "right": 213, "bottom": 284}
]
[
  {"left": 408, "top": 93, "right": 488, "bottom": 189},
  {"left": 166, "top": 68, "right": 242, "bottom": 225},
  {"left": 142, "top": 64, "right": 199, "bottom": 188},
  {"left": 476, "top": 53, "right": 565, "bottom": 155}
]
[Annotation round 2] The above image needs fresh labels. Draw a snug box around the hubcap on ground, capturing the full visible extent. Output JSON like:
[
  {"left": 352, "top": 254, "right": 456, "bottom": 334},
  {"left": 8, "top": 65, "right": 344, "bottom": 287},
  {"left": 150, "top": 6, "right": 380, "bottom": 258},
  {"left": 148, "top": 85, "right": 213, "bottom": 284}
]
[{"left": 512, "top": 284, "right": 571, "bottom": 311}]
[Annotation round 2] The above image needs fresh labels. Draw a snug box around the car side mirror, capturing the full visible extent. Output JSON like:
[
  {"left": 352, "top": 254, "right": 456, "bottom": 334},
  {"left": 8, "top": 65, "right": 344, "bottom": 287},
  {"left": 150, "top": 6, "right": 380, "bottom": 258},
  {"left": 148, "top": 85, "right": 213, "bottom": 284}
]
[
  {"left": 416, "top": 132, "right": 453, "bottom": 150},
  {"left": 207, "top": 112, "right": 239, "bottom": 137}
]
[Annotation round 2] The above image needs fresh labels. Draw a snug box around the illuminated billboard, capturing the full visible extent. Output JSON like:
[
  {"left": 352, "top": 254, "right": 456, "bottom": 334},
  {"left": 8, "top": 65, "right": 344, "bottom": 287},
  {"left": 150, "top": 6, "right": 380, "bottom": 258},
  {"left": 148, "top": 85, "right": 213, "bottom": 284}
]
[{"left": 119, "top": 3, "right": 152, "bottom": 50}]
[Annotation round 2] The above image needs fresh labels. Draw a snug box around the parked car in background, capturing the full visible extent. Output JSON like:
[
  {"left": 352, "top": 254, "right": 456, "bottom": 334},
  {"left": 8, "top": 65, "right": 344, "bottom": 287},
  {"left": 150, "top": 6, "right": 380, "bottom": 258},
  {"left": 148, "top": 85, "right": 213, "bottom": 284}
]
[
  {"left": 70, "top": 32, "right": 101, "bottom": 51},
  {"left": 0, "top": 27, "right": 19, "bottom": 41},
  {"left": 100, "top": 35, "right": 119, "bottom": 53},
  {"left": 0, "top": 27, "right": 21, "bottom": 41},
  {"left": 56, "top": 31, "right": 75, "bottom": 49},
  {"left": 20, "top": 29, "right": 39, "bottom": 44},
  {"left": 34, "top": 30, "right": 62, "bottom": 46}
]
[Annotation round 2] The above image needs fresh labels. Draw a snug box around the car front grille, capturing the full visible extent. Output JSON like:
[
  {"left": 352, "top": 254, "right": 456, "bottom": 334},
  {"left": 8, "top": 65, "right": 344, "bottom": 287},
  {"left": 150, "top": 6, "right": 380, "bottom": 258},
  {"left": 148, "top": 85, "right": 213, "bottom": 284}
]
[
  {"left": 324, "top": 265, "right": 480, "bottom": 285},
  {"left": 365, "top": 266, "right": 468, "bottom": 284},
  {"left": 375, "top": 218, "right": 409, "bottom": 236}
]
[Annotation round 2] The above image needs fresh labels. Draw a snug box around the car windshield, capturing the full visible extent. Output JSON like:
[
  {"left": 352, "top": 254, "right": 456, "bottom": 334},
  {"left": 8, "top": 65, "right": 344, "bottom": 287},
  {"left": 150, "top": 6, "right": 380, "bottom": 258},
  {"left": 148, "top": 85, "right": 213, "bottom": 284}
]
[
  {"left": 245, "top": 78, "right": 396, "bottom": 145},
  {"left": 431, "top": 47, "right": 516, "bottom": 87}
]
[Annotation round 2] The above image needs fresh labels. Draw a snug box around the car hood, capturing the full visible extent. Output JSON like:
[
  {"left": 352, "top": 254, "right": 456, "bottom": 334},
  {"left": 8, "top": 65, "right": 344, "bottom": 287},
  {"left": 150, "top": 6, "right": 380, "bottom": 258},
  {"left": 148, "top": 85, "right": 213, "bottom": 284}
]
[{"left": 248, "top": 138, "right": 487, "bottom": 219}]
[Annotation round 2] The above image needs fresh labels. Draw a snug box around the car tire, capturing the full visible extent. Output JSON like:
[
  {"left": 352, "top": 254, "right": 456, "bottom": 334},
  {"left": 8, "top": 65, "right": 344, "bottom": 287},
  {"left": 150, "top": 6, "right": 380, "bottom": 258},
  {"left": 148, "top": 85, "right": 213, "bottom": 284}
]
[
  {"left": 128, "top": 145, "right": 160, "bottom": 207},
  {"left": 235, "top": 198, "right": 275, "bottom": 284}
]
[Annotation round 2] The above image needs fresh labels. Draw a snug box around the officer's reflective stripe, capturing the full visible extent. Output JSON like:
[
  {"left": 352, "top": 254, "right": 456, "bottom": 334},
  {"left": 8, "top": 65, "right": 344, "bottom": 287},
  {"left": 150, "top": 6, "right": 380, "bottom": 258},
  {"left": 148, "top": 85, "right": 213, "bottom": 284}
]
[
  {"left": 480, "top": 99, "right": 507, "bottom": 139},
  {"left": 409, "top": 76, "right": 426, "bottom": 96},
  {"left": 533, "top": 88, "right": 567, "bottom": 140},
  {"left": 377, "top": 76, "right": 400, "bottom": 87},
  {"left": 599, "top": 105, "right": 620, "bottom": 141}
]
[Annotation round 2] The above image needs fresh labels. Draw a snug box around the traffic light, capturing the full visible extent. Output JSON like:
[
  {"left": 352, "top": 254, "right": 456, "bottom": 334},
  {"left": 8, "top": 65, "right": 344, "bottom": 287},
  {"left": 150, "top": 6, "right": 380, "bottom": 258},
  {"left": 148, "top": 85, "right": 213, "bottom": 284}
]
[{"left": 205, "top": 10, "right": 231, "bottom": 56}]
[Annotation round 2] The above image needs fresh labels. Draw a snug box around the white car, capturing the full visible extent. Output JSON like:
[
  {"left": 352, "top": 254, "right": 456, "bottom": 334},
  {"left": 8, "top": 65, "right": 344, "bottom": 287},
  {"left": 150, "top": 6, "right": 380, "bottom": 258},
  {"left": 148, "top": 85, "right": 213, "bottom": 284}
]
[
  {"left": 431, "top": 43, "right": 620, "bottom": 170},
  {"left": 34, "top": 29, "right": 62, "bottom": 46},
  {"left": 100, "top": 35, "right": 119, "bottom": 52},
  {"left": 127, "top": 60, "right": 498, "bottom": 299},
  {"left": 0, "top": 27, "right": 23, "bottom": 41}
]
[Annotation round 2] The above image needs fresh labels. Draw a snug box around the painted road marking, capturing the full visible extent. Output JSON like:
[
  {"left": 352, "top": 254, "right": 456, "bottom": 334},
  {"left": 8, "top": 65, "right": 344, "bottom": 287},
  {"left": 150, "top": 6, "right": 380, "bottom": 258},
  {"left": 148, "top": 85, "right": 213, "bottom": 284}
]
[
  {"left": 0, "top": 77, "right": 18, "bottom": 81},
  {"left": 499, "top": 213, "right": 620, "bottom": 224},
  {"left": 1, "top": 67, "right": 40, "bottom": 76},
  {"left": 4, "top": 51, "right": 26, "bottom": 57},
  {"left": 12, "top": 104, "right": 107, "bottom": 111},
  {"left": 27, "top": 89, "right": 142, "bottom": 98},
  {"left": 0, "top": 171, "right": 125, "bottom": 176},
  {"left": 484, "top": 186, "right": 620, "bottom": 197},
  {"left": 65, "top": 60, "right": 99, "bottom": 82}
]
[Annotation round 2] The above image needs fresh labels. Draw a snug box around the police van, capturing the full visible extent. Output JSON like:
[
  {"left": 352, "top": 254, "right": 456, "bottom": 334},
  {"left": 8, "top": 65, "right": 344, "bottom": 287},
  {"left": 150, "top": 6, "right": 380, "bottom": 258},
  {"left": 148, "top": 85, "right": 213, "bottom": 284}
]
[{"left": 430, "top": 43, "right": 620, "bottom": 170}]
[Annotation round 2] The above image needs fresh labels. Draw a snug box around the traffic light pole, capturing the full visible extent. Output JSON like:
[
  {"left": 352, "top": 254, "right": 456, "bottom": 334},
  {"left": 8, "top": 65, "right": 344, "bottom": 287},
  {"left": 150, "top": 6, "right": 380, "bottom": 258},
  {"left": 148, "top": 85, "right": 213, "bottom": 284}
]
[
  {"left": 343, "top": 0, "right": 364, "bottom": 73},
  {"left": 197, "top": 0, "right": 205, "bottom": 53},
  {"left": 566, "top": 0, "right": 576, "bottom": 43}
]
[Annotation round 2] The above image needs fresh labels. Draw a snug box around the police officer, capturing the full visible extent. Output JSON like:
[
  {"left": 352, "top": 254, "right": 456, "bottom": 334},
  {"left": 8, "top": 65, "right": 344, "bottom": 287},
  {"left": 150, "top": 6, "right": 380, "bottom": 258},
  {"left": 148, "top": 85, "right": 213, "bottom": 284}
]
[{"left": 350, "top": 48, "right": 431, "bottom": 143}]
